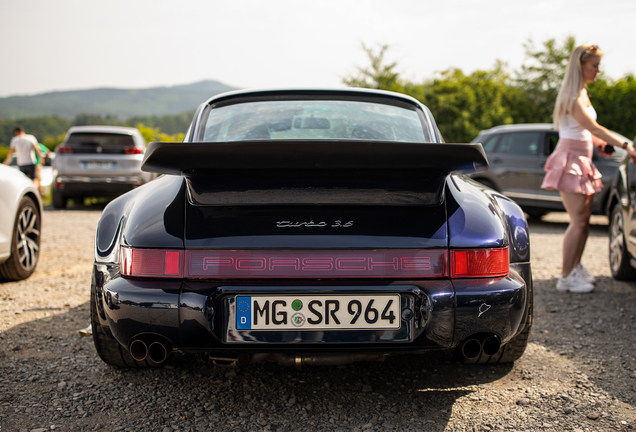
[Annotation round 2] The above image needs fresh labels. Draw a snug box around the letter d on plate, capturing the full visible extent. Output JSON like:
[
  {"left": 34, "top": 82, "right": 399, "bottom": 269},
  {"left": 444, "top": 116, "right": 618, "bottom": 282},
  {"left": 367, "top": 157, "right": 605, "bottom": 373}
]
[{"left": 236, "top": 297, "right": 252, "bottom": 329}]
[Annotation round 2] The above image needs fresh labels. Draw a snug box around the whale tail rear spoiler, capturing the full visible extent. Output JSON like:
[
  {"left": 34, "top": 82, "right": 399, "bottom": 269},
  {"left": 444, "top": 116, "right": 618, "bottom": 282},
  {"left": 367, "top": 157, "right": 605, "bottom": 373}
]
[{"left": 141, "top": 140, "right": 488, "bottom": 206}]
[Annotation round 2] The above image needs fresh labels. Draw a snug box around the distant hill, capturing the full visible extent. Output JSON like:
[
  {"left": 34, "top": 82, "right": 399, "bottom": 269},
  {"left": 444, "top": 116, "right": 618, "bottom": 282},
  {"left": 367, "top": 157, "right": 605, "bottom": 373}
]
[{"left": 0, "top": 80, "right": 239, "bottom": 119}]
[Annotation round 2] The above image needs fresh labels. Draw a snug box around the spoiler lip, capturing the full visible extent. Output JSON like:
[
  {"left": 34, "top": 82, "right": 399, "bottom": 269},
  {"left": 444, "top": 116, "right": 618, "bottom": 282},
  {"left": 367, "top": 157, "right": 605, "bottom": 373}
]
[{"left": 141, "top": 140, "right": 488, "bottom": 176}]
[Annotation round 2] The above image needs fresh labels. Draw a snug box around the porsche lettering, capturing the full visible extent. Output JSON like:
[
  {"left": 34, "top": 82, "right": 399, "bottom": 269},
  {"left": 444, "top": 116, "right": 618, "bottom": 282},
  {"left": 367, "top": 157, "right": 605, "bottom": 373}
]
[{"left": 203, "top": 256, "right": 431, "bottom": 272}]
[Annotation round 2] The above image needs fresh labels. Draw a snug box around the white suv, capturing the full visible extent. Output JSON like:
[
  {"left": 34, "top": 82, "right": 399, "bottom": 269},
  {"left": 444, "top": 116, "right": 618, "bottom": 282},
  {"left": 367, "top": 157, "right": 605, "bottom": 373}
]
[{"left": 52, "top": 126, "right": 153, "bottom": 208}]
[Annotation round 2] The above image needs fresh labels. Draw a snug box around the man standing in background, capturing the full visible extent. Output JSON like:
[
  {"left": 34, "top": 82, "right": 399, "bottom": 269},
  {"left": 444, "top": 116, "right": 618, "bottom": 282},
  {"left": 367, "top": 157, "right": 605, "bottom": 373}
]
[{"left": 3, "top": 126, "right": 42, "bottom": 185}]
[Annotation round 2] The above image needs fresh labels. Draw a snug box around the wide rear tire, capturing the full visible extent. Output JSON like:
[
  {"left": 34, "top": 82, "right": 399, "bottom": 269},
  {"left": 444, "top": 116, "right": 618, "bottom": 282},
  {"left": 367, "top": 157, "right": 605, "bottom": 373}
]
[
  {"left": 52, "top": 190, "right": 67, "bottom": 209},
  {"left": 91, "top": 283, "right": 160, "bottom": 368}
]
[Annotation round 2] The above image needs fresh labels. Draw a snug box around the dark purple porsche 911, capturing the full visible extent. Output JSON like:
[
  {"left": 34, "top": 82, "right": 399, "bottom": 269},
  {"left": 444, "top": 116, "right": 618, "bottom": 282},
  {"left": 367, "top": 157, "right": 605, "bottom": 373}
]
[{"left": 90, "top": 88, "right": 532, "bottom": 368}]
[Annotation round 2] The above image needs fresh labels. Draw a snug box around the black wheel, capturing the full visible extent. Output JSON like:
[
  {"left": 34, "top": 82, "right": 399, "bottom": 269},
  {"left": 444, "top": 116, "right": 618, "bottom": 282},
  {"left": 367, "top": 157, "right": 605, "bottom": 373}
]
[
  {"left": 494, "top": 289, "right": 533, "bottom": 363},
  {"left": 0, "top": 196, "right": 41, "bottom": 281},
  {"left": 524, "top": 209, "right": 547, "bottom": 219},
  {"left": 609, "top": 203, "right": 636, "bottom": 280},
  {"left": 454, "top": 276, "right": 533, "bottom": 364},
  {"left": 52, "top": 190, "right": 66, "bottom": 209},
  {"left": 91, "top": 283, "right": 161, "bottom": 368},
  {"left": 74, "top": 197, "right": 87, "bottom": 206}
]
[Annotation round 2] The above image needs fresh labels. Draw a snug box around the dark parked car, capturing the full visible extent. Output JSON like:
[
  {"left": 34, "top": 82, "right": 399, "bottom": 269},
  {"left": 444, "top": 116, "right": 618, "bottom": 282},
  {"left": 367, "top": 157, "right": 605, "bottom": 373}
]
[
  {"left": 469, "top": 124, "right": 631, "bottom": 217},
  {"left": 52, "top": 126, "right": 153, "bottom": 208},
  {"left": 606, "top": 143, "right": 636, "bottom": 280},
  {"left": 91, "top": 88, "right": 533, "bottom": 369}
]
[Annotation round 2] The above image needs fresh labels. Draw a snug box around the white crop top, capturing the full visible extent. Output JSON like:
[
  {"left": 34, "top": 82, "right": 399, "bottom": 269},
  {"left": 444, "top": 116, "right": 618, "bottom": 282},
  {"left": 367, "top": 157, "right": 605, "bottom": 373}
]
[{"left": 559, "top": 105, "right": 596, "bottom": 140}]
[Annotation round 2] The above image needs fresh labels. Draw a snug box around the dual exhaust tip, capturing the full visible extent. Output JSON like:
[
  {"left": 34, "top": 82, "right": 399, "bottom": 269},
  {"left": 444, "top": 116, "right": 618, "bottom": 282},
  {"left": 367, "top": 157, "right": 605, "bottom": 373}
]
[
  {"left": 461, "top": 334, "right": 501, "bottom": 360},
  {"left": 129, "top": 338, "right": 170, "bottom": 364}
]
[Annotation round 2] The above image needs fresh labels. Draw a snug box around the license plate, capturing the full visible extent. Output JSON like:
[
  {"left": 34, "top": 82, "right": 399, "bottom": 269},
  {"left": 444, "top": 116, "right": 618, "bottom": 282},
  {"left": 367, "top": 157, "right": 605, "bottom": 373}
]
[
  {"left": 235, "top": 295, "right": 400, "bottom": 330},
  {"left": 82, "top": 161, "right": 114, "bottom": 169}
]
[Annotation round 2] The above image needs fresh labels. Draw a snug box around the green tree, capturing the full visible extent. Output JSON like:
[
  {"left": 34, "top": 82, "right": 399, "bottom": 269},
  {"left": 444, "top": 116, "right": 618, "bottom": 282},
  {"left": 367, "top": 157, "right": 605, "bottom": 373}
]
[
  {"left": 0, "top": 146, "right": 9, "bottom": 163},
  {"left": 421, "top": 65, "right": 515, "bottom": 142},
  {"left": 342, "top": 43, "right": 405, "bottom": 92},
  {"left": 514, "top": 36, "right": 577, "bottom": 122},
  {"left": 73, "top": 114, "right": 121, "bottom": 126},
  {"left": 126, "top": 111, "right": 194, "bottom": 135},
  {"left": 588, "top": 74, "right": 636, "bottom": 139},
  {"left": 0, "top": 116, "right": 72, "bottom": 147},
  {"left": 343, "top": 45, "right": 515, "bottom": 142},
  {"left": 42, "top": 133, "right": 67, "bottom": 151},
  {"left": 136, "top": 123, "right": 185, "bottom": 144}
]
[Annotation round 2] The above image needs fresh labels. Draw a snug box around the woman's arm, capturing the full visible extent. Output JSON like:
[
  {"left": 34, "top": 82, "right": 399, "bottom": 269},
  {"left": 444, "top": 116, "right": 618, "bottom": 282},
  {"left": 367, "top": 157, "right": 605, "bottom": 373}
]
[
  {"left": 571, "top": 98, "right": 626, "bottom": 147},
  {"left": 571, "top": 97, "right": 636, "bottom": 158}
]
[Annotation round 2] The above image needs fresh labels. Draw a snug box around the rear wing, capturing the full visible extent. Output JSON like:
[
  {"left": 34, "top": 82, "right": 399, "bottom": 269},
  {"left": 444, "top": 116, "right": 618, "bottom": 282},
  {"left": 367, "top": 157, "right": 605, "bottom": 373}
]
[
  {"left": 142, "top": 140, "right": 488, "bottom": 174},
  {"left": 141, "top": 140, "right": 488, "bottom": 206}
]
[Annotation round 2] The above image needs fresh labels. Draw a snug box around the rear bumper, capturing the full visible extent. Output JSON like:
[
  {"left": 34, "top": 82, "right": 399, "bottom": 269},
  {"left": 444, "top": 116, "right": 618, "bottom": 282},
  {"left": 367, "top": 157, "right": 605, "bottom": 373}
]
[
  {"left": 55, "top": 175, "right": 141, "bottom": 197},
  {"left": 92, "top": 263, "right": 531, "bottom": 354}
]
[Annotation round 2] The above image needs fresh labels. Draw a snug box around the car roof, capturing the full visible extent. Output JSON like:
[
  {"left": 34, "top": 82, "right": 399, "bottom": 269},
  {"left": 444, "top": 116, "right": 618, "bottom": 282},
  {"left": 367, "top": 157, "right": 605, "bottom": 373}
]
[
  {"left": 477, "top": 123, "right": 634, "bottom": 144},
  {"left": 66, "top": 125, "right": 140, "bottom": 135},
  {"left": 478, "top": 123, "right": 555, "bottom": 134},
  {"left": 202, "top": 87, "right": 425, "bottom": 107}
]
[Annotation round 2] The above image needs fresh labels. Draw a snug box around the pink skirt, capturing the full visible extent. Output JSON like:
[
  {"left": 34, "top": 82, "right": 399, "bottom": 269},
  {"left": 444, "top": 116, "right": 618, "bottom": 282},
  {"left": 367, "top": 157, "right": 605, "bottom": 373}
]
[{"left": 540, "top": 138, "right": 603, "bottom": 195}]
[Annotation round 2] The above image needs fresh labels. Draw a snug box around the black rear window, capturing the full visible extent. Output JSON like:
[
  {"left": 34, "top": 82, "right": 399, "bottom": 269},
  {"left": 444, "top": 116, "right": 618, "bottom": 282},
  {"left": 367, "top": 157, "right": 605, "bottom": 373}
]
[{"left": 66, "top": 133, "right": 135, "bottom": 154}]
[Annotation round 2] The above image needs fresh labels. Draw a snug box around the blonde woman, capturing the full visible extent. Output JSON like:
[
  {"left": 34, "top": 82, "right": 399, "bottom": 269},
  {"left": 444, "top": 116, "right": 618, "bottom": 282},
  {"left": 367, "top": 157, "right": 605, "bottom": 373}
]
[{"left": 541, "top": 44, "right": 636, "bottom": 293}]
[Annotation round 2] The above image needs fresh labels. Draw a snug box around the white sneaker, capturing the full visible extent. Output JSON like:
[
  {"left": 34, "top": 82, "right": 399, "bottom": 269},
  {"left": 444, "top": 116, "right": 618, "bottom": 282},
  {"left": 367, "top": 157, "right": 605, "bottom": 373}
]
[
  {"left": 556, "top": 271, "right": 594, "bottom": 293},
  {"left": 575, "top": 263, "right": 596, "bottom": 284}
]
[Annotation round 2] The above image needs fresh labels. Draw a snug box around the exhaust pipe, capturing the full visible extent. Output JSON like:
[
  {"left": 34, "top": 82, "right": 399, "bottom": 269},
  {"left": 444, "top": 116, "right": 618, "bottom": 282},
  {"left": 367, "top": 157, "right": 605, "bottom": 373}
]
[
  {"left": 461, "top": 339, "right": 482, "bottom": 360},
  {"left": 458, "top": 334, "right": 502, "bottom": 361},
  {"left": 129, "top": 339, "right": 148, "bottom": 361},
  {"left": 130, "top": 336, "right": 173, "bottom": 364},
  {"left": 148, "top": 342, "right": 168, "bottom": 363},
  {"left": 482, "top": 335, "right": 501, "bottom": 356}
]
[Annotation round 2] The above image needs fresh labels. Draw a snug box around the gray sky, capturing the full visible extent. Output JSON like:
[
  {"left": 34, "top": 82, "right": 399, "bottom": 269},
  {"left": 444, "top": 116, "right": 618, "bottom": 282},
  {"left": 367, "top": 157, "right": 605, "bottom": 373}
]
[{"left": 1, "top": 0, "right": 634, "bottom": 98}]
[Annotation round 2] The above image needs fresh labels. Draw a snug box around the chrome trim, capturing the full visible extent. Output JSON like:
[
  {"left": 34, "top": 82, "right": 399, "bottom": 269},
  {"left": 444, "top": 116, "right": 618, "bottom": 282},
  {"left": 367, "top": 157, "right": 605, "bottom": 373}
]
[
  {"left": 58, "top": 175, "right": 141, "bottom": 184},
  {"left": 504, "top": 191, "right": 562, "bottom": 202}
]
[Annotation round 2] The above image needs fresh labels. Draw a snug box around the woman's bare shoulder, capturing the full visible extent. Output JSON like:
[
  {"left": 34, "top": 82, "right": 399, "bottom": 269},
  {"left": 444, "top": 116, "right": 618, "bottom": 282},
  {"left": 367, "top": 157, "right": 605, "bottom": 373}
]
[{"left": 577, "top": 88, "right": 592, "bottom": 107}]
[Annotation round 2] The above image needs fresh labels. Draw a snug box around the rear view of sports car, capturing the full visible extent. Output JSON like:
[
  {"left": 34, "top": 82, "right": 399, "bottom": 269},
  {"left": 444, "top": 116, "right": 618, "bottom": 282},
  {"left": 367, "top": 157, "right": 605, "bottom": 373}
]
[{"left": 91, "top": 89, "right": 532, "bottom": 368}]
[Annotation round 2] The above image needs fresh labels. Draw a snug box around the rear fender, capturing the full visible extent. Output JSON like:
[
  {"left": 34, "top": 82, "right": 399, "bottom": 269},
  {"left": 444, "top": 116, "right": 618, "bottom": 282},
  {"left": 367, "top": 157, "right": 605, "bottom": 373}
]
[
  {"left": 95, "top": 175, "right": 186, "bottom": 265},
  {"left": 446, "top": 175, "right": 529, "bottom": 264}
]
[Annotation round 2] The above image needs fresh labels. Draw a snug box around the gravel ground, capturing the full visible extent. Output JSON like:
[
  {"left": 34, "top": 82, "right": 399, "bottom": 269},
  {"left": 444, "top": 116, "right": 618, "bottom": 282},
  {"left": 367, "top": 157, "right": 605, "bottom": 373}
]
[{"left": 1, "top": 207, "right": 635, "bottom": 432}]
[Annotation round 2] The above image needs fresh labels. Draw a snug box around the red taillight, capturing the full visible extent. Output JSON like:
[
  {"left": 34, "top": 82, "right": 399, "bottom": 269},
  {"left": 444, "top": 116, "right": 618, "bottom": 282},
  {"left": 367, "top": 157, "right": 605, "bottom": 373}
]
[
  {"left": 57, "top": 145, "right": 73, "bottom": 153},
  {"left": 124, "top": 147, "right": 143, "bottom": 154},
  {"left": 187, "top": 249, "right": 447, "bottom": 279},
  {"left": 451, "top": 247, "right": 509, "bottom": 278},
  {"left": 119, "top": 247, "right": 509, "bottom": 280},
  {"left": 121, "top": 247, "right": 183, "bottom": 278}
]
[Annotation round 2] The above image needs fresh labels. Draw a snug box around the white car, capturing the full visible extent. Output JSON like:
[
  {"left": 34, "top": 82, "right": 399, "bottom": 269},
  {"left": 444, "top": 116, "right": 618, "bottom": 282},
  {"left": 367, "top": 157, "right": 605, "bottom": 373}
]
[
  {"left": 9, "top": 152, "right": 55, "bottom": 193},
  {"left": 0, "top": 164, "right": 43, "bottom": 281}
]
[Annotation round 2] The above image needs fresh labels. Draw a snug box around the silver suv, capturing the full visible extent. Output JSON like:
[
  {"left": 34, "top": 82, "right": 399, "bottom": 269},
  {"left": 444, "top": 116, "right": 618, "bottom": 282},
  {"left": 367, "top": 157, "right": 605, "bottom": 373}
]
[
  {"left": 468, "top": 123, "right": 631, "bottom": 217},
  {"left": 52, "top": 126, "right": 152, "bottom": 208}
]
